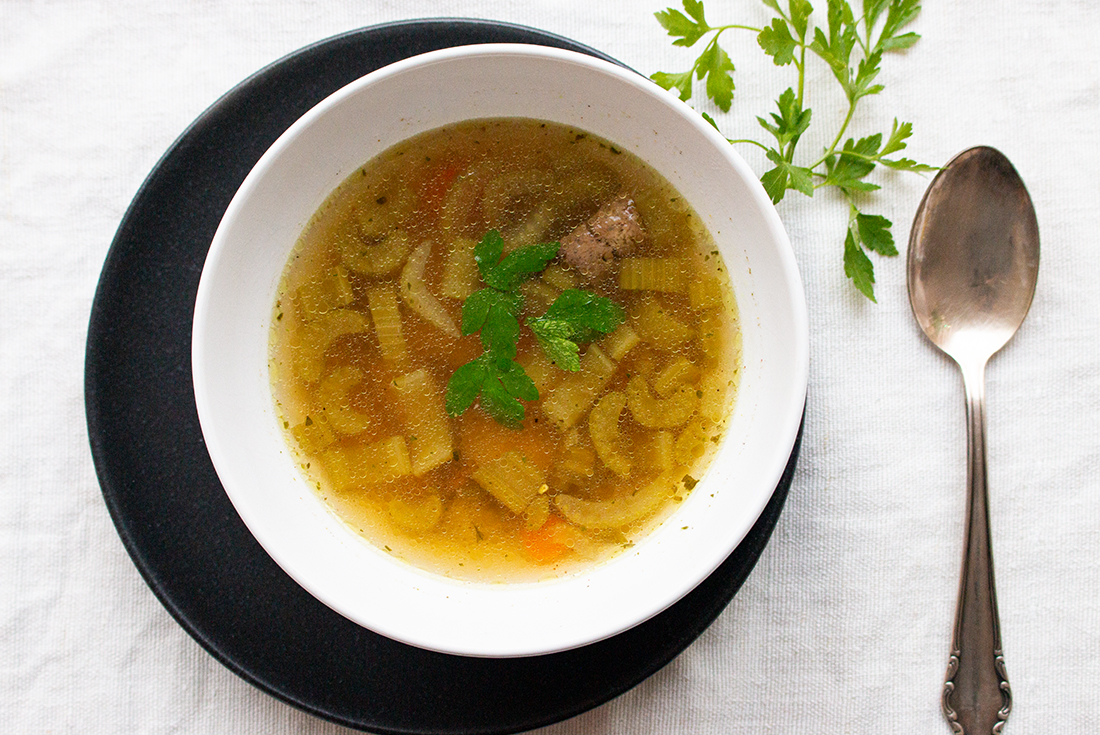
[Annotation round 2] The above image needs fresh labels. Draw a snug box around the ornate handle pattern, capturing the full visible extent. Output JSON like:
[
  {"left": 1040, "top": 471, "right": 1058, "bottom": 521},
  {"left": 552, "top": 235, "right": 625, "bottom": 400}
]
[
  {"left": 942, "top": 359, "right": 1011, "bottom": 734},
  {"left": 943, "top": 649, "right": 1011, "bottom": 734}
]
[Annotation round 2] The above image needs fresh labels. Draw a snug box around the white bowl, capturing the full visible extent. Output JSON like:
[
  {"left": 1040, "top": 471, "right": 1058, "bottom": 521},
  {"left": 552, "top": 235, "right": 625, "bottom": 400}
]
[{"left": 192, "top": 44, "right": 808, "bottom": 658}]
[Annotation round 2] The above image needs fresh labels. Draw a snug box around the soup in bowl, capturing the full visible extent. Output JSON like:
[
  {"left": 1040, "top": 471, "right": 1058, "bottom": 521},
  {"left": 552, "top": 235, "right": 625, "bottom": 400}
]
[{"left": 193, "top": 44, "right": 807, "bottom": 657}]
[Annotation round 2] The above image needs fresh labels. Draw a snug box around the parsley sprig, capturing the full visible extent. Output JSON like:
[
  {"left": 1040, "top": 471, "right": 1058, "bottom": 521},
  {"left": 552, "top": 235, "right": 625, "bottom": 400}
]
[
  {"left": 652, "top": 0, "right": 935, "bottom": 301},
  {"left": 529, "top": 289, "right": 626, "bottom": 371},
  {"left": 444, "top": 231, "right": 625, "bottom": 428}
]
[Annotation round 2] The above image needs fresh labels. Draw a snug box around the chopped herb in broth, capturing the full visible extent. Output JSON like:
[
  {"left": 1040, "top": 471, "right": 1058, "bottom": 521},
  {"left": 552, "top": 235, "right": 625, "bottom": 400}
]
[{"left": 269, "top": 118, "right": 741, "bottom": 582}]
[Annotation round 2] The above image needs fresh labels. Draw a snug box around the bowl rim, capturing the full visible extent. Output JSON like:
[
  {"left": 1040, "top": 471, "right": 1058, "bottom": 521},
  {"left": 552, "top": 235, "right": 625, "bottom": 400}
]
[{"left": 192, "top": 42, "right": 808, "bottom": 657}]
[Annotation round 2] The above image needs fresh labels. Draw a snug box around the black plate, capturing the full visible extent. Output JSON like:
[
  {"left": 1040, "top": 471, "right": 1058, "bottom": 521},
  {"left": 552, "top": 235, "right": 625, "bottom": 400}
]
[{"left": 84, "top": 19, "right": 802, "bottom": 735}]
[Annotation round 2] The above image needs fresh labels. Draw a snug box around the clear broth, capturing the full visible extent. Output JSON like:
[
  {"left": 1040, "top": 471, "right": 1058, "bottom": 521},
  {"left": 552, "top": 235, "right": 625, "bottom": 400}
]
[{"left": 269, "top": 118, "right": 741, "bottom": 582}]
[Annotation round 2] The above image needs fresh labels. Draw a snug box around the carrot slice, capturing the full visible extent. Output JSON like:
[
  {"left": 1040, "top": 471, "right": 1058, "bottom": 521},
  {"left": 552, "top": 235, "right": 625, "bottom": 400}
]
[
  {"left": 419, "top": 163, "right": 461, "bottom": 212},
  {"left": 522, "top": 515, "right": 572, "bottom": 564}
]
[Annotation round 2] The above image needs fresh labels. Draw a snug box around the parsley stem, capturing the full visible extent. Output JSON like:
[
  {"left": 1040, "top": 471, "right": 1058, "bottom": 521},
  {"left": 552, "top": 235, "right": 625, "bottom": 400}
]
[
  {"left": 810, "top": 101, "right": 857, "bottom": 170},
  {"left": 856, "top": 12, "right": 872, "bottom": 56},
  {"left": 695, "top": 24, "right": 760, "bottom": 75},
  {"left": 711, "top": 23, "right": 761, "bottom": 34},
  {"left": 827, "top": 150, "right": 883, "bottom": 164},
  {"left": 727, "top": 138, "right": 770, "bottom": 151},
  {"left": 796, "top": 43, "right": 806, "bottom": 107}
]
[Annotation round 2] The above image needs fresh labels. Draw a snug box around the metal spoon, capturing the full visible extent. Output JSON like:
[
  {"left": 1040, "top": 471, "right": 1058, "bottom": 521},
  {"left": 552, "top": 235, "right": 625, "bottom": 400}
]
[{"left": 907, "top": 146, "right": 1039, "bottom": 735}]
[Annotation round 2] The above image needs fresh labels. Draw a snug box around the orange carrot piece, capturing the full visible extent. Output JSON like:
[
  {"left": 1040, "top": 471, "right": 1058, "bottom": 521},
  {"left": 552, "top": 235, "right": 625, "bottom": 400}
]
[
  {"left": 522, "top": 516, "right": 571, "bottom": 564},
  {"left": 419, "top": 163, "right": 461, "bottom": 212}
]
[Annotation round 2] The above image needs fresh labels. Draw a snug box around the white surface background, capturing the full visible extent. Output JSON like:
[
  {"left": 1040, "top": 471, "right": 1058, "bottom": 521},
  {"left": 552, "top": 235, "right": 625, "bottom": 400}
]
[{"left": 3, "top": 1, "right": 1098, "bottom": 732}]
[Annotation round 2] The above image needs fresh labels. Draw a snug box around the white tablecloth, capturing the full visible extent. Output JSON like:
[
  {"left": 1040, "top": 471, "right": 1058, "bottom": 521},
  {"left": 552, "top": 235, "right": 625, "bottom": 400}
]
[{"left": 3, "top": 1, "right": 1098, "bottom": 732}]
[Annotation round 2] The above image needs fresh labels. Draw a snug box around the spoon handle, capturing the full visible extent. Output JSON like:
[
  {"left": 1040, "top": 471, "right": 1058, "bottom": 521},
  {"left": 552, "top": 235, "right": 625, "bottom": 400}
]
[{"left": 943, "top": 359, "right": 1012, "bottom": 734}]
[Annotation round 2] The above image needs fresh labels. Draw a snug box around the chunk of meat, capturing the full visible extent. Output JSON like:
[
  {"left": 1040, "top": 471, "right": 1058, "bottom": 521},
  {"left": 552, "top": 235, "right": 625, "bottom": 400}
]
[{"left": 559, "top": 194, "right": 645, "bottom": 278}]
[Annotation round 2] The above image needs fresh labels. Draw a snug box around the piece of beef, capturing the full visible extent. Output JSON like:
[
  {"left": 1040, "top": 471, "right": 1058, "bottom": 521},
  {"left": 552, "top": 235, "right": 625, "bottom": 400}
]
[{"left": 558, "top": 194, "right": 645, "bottom": 278}]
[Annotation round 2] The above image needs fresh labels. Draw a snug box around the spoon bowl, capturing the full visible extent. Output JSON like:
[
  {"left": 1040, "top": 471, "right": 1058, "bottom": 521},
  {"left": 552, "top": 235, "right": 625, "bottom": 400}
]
[
  {"left": 908, "top": 145, "right": 1039, "bottom": 735},
  {"left": 909, "top": 146, "right": 1040, "bottom": 364}
]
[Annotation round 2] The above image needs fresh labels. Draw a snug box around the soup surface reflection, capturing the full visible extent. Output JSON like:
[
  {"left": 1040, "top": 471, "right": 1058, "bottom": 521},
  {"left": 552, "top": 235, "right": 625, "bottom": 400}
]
[{"left": 270, "top": 118, "right": 741, "bottom": 582}]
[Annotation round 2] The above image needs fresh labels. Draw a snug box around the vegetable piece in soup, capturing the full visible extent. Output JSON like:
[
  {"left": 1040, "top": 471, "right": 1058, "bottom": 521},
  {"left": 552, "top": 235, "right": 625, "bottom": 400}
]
[{"left": 269, "top": 118, "right": 741, "bottom": 583}]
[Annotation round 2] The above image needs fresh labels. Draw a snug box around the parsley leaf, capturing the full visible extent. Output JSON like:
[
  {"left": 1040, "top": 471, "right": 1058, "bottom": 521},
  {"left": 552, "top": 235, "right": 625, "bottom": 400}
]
[
  {"left": 529, "top": 320, "right": 582, "bottom": 372},
  {"left": 849, "top": 50, "right": 885, "bottom": 102},
  {"left": 823, "top": 136, "right": 882, "bottom": 192},
  {"left": 855, "top": 212, "right": 897, "bottom": 256},
  {"left": 651, "top": 2, "right": 746, "bottom": 112},
  {"left": 788, "top": 0, "right": 813, "bottom": 38},
  {"left": 698, "top": 41, "right": 737, "bottom": 111},
  {"left": 757, "top": 89, "right": 814, "bottom": 203},
  {"left": 461, "top": 288, "right": 522, "bottom": 358},
  {"left": 700, "top": 110, "right": 722, "bottom": 133},
  {"left": 880, "top": 117, "right": 913, "bottom": 157},
  {"left": 470, "top": 355, "right": 540, "bottom": 429},
  {"left": 878, "top": 119, "right": 937, "bottom": 172},
  {"left": 482, "top": 299, "right": 522, "bottom": 359},
  {"left": 758, "top": 18, "right": 798, "bottom": 66},
  {"left": 538, "top": 290, "right": 626, "bottom": 338},
  {"left": 757, "top": 88, "right": 812, "bottom": 149},
  {"left": 483, "top": 241, "right": 560, "bottom": 292},
  {"left": 762, "top": 149, "right": 815, "bottom": 203},
  {"left": 843, "top": 227, "right": 876, "bottom": 302},
  {"left": 446, "top": 232, "right": 625, "bottom": 427},
  {"left": 446, "top": 354, "right": 539, "bottom": 430},
  {"left": 864, "top": 0, "right": 890, "bottom": 30},
  {"left": 881, "top": 0, "right": 922, "bottom": 43},
  {"left": 460, "top": 288, "right": 495, "bottom": 335},
  {"left": 444, "top": 358, "right": 490, "bottom": 417},
  {"left": 655, "top": 0, "right": 709, "bottom": 47},
  {"left": 479, "top": 366, "right": 526, "bottom": 429},
  {"left": 651, "top": 0, "right": 934, "bottom": 301},
  {"left": 496, "top": 358, "right": 540, "bottom": 402},
  {"left": 651, "top": 69, "right": 695, "bottom": 102},
  {"left": 528, "top": 290, "right": 626, "bottom": 371},
  {"left": 473, "top": 230, "right": 505, "bottom": 279}
]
